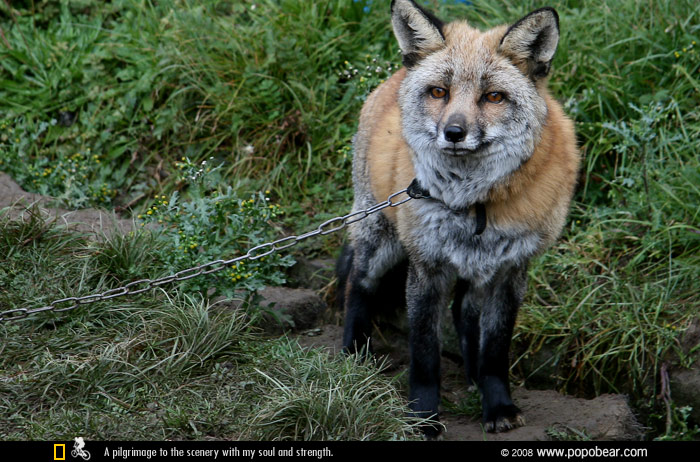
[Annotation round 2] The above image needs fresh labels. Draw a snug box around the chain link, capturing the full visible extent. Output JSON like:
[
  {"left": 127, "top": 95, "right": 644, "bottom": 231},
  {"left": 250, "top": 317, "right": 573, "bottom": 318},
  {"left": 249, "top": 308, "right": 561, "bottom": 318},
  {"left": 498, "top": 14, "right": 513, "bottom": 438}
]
[{"left": 0, "top": 188, "right": 411, "bottom": 323}]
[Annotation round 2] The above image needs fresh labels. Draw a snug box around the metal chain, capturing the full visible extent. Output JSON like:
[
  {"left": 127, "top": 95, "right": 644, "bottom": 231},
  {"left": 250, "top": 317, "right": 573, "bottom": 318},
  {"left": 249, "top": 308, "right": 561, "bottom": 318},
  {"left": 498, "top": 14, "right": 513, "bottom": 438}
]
[{"left": 0, "top": 189, "right": 411, "bottom": 323}]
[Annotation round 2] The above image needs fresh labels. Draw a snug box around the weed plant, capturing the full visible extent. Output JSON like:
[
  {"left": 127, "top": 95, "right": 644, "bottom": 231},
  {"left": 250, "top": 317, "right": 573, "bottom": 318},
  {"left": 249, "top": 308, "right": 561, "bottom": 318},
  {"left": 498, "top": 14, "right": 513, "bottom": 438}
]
[{"left": 137, "top": 157, "right": 294, "bottom": 298}]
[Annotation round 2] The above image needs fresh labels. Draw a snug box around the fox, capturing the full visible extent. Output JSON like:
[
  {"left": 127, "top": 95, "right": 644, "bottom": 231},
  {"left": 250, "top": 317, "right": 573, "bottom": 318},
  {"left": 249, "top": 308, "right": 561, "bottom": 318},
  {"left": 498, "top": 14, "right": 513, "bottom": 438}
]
[{"left": 338, "top": 0, "right": 580, "bottom": 437}]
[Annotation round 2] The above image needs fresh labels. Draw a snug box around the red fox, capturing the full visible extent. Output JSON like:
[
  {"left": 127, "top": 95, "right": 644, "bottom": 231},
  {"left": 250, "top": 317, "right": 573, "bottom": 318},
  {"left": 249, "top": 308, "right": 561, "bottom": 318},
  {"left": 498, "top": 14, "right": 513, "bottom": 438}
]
[{"left": 338, "top": 0, "right": 580, "bottom": 436}]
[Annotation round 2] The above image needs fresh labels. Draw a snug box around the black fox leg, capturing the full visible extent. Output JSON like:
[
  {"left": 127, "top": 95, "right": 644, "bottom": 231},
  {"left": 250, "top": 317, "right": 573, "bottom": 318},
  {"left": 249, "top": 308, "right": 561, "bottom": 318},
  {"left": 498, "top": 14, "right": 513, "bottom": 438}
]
[
  {"left": 472, "top": 262, "right": 529, "bottom": 432},
  {"left": 406, "top": 262, "right": 451, "bottom": 438},
  {"left": 451, "top": 278, "right": 480, "bottom": 388},
  {"left": 335, "top": 244, "right": 354, "bottom": 313},
  {"left": 342, "top": 264, "right": 377, "bottom": 355},
  {"left": 341, "top": 233, "right": 404, "bottom": 355}
]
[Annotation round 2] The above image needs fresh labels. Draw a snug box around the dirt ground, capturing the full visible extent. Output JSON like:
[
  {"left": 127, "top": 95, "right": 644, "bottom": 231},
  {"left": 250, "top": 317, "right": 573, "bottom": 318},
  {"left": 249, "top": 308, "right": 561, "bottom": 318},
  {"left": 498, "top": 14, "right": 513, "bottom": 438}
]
[{"left": 296, "top": 324, "right": 643, "bottom": 441}]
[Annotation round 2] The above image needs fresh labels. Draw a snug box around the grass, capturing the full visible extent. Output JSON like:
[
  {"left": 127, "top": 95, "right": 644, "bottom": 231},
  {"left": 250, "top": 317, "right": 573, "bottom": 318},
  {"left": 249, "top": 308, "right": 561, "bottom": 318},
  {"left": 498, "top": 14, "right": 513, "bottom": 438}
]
[
  {"left": 0, "top": 208, "right": 419, "bottom": 440},
  {"left": 1, "top": 0, "right": 699, "bottom": 440},
  {"left": 246, "top": 343, "right": 422, "bottom": 440}
]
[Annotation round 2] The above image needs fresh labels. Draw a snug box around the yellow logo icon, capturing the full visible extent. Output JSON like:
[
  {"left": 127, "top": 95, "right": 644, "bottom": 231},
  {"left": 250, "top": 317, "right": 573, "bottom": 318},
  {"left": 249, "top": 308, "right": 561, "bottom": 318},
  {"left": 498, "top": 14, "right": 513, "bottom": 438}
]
[{"left": 54, "top": 444, "right": 66, "bottom": 460}]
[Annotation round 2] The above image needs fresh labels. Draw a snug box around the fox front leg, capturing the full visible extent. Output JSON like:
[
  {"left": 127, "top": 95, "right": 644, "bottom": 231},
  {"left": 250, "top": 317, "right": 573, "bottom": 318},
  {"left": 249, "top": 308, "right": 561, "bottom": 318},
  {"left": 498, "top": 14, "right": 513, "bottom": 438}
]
[
  {"left": 451, "top": 278, "right": 480, "bottom": 389},
  {"left": 341, "top": 223, "right": 405, "bottom": 355},
  {"left": 469, "top": 262, "right": 529, "bottom": 432},
  {"left": 405, "top": 261, "right": 452, "bottom": 438}
]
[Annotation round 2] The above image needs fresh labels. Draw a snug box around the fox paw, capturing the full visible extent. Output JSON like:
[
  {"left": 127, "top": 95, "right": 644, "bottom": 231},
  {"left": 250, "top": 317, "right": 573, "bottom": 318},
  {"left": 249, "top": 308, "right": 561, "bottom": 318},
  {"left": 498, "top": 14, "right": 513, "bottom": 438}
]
[{"left": 483, "top": 405, "right": 525, "bottom": 433}]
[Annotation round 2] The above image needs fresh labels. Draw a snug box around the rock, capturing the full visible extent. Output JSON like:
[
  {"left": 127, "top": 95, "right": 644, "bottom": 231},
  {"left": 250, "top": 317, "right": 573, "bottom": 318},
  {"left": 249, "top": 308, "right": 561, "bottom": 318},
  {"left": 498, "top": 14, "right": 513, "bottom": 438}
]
[
  {"left": 257, "top": 286, "right": 326, "bottom": 334},
  {"left": 286, "top": 257, "right": 335, "bottom": 291},
  {"left": 0, "top": 172, "right": 133, "bottom": 237},
  {"left": 670, "top": 367, "right": 700, "bottom": 424},
  {"left": 442, "top": 390, "right": 643, "bottom": 441},
  {"left": 514, "top": 344, "right": 565, "bottom": 390},
  {"left": 680, "top": 317, "right": 700, "bottom": 357},
  {"left": 669, "top": 318, "right": 700, "bottom": 423}
]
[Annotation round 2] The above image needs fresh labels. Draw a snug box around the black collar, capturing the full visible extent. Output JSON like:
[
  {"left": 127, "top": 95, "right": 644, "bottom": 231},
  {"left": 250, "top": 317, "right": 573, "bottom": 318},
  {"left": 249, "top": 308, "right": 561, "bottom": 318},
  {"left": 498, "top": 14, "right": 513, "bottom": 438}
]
[{"left": 407, "top": 178, "right": 487, "bottom": 235}]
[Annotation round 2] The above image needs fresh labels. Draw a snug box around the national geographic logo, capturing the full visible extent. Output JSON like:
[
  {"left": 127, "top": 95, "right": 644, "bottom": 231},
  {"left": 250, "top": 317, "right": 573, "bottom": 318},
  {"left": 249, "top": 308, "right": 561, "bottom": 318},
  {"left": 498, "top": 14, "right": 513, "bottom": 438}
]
[{"left": 54, "top": 444, "right": 66, "bottom": 460}]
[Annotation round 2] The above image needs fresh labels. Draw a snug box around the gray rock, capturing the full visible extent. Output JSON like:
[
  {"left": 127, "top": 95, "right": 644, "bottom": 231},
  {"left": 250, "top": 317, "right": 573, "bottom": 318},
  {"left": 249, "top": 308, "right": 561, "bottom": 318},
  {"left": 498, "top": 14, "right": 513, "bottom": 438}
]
[
  {"left": 515, "top": 344, "right": 565, "bottom": 390},
  {"left": 0, "top": 172, "right": 133, "bottom": 237},
  {"left": 257, "top": 286, "right": 326, "bottom": 334},
  {"left": 286, "top": 257, "right": 335, "bottom": 291},
  {"left": 670, "top": 367, "right": 700, "bottom": 424},
  {"left": 442, "top": 389, "right": 643, "bottom": 441},
  {"left": 670, "top": 317, "right": 700, "bottom": 423}
]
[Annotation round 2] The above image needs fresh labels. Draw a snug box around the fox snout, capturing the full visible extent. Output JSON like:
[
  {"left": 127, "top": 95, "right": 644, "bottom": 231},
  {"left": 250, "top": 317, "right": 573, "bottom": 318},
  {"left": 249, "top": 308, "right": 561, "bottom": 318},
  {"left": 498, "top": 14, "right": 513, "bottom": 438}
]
[
  {"left": 444, "top": 114, "right": 467, "bottom": 143},
  {"left": 439, "top": 113, "right": 485, "bottom": 154}
]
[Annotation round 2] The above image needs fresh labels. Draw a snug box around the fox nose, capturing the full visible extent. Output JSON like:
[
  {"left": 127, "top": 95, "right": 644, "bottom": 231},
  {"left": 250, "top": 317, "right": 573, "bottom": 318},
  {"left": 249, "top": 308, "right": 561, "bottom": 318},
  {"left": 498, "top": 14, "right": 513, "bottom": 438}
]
[{"left": 444, "top": 125, "right": 466, "bottom": 143}]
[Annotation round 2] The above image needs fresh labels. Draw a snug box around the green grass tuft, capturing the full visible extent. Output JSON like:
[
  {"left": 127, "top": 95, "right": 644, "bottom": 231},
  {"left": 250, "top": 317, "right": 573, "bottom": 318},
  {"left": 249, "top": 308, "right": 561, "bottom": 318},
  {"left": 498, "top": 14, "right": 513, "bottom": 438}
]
[{"left": 247, "top": 341, "right": 423, "bottom": 441}]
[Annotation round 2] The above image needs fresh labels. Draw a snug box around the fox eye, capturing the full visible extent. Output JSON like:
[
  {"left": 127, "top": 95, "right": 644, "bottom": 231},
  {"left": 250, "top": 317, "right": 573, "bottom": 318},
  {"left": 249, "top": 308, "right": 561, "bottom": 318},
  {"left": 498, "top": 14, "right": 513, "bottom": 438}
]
[
  {"left": 430, "top": 87, "right": 447, "bottom": 99},
  {"left": 485, "top": 92, "right": 504, "bottom": 104}
]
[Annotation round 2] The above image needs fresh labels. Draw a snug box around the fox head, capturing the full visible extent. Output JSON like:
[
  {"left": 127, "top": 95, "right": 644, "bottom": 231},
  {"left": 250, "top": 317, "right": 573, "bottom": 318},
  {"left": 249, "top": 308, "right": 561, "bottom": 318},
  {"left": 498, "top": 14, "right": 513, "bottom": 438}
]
[{"left": 390, "top": 0, "right": 561, "bottom": 206}]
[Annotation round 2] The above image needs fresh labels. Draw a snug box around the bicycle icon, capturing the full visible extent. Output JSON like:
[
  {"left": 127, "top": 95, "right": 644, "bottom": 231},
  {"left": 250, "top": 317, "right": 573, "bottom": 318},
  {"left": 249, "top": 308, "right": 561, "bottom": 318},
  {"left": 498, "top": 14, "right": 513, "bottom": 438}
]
[{"left": 72, "top": 437, "right": 91, "bottom": 461}]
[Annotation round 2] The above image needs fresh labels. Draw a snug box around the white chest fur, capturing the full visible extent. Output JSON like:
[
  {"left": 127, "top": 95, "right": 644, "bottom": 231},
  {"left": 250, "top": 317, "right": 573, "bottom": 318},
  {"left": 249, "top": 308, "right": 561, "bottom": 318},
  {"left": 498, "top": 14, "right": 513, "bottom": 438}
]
[{"left": 405, "top": 200, "right": 541, "bottom": 286}]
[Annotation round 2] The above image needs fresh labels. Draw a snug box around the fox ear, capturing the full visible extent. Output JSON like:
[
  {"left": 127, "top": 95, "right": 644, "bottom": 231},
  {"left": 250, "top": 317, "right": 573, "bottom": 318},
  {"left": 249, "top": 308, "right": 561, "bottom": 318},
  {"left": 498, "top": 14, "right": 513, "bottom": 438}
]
[
  {"left": 499, "top": 7, "right": 560, "bottom": 79},
  {"left": 391, "top": 0, "right": 445, "bottom": 68}
]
